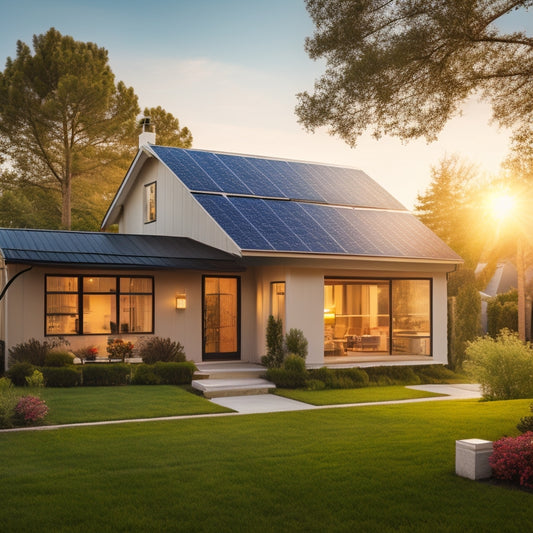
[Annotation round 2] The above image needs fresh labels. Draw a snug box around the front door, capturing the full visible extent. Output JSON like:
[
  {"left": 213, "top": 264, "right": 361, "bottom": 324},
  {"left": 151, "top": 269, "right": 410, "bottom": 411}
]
[{"left": 202, "top": 276, "right": 240, "bottom": 361}]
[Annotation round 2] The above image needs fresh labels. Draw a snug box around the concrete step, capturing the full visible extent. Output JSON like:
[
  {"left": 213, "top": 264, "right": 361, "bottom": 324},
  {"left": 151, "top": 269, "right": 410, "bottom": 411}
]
[
  {"left": 191, "top": 378, "right": 276, "bottom": 399},
  {"left": 193, "top": 363, "right": 266, "bottom": 381}
]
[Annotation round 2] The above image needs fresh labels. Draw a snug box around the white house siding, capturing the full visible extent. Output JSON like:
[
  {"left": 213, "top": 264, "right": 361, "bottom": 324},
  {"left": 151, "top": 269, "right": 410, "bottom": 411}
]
[{"left": 118, "top": 158, "right": 241, "bottom": 255}]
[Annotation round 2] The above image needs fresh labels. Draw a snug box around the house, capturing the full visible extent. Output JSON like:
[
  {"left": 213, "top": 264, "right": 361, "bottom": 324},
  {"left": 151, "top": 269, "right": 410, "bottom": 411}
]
[{"left": 0, "top": 144, "right": 462, "bottom": 370}]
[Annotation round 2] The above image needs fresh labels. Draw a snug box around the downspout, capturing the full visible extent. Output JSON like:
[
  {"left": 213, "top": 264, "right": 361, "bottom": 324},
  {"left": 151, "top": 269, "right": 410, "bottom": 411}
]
[{"left": 0, "top": 256, "right": 33, "bottom": 372}]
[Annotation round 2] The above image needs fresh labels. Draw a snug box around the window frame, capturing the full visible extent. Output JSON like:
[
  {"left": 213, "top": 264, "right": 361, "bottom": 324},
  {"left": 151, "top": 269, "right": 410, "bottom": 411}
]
[
  {"left": 144, "top": 181, "right": 157, "bottom": 224},
  {"left": 324, "top": 276, "right": 433, "bottom": 356},
  {"left": 45, "top": 274, "right": 154, "bottom": 336}
]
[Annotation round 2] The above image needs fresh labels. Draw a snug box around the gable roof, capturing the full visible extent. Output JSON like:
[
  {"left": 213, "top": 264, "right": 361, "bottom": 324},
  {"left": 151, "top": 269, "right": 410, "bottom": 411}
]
[
  {"left": 0, "top": 229, "right": 244, "bottom": 271},
  {"left": 103, "top": 146, "right": 462, "bottom": 264}
]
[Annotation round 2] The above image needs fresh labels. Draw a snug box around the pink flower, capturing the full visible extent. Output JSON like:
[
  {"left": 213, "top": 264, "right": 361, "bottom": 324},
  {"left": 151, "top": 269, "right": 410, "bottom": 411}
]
[
  {"left": 489, "top": 432, "right": 533, "bottom": 488},
  {"left": 15, "top": 396, "right": 49, "bottom": 425}
]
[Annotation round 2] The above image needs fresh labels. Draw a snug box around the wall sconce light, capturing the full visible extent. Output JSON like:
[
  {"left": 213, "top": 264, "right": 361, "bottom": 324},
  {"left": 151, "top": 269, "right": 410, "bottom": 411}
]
[{"left": 175, "top": 293, "right": 187, "bottom": 310}]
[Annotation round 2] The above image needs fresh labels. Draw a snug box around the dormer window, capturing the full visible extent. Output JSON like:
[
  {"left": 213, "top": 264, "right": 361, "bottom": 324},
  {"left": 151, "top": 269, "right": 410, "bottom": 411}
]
[{"left": 144, "top": 181, "right": 156, "bottom": 223}]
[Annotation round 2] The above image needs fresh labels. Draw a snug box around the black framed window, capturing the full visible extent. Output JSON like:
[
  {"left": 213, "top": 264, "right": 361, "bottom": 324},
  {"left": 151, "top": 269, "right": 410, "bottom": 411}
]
[
  {"left": 45, "top": 275, "right": 154, "bottom": 335},
  {"left": 144, "top": 181, "right": 157, "bottom": 223}
]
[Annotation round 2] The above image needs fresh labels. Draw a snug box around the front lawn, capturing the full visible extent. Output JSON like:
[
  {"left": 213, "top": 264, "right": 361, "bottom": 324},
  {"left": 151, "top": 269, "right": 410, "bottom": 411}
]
[
  {"left": 39, "top": 385, "right": 232, "bottom": 424},
  {"left": 274, "top": 385, "right": 446, "bottom": 405},
  {"left": 0, "top": 398, "right": 531, "bottom": 532}
]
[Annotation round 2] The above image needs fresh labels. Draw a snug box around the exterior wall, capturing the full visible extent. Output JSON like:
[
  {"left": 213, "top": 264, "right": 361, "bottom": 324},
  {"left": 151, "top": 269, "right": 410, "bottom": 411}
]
[{"left": 118, "top": 158, "right": 240, "bottom": 254}]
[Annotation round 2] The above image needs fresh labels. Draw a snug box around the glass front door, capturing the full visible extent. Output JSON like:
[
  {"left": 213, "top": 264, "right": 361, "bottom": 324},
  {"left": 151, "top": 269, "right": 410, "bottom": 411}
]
[{"left": 202, "top": 276, "right": 240, "bottom": 360}]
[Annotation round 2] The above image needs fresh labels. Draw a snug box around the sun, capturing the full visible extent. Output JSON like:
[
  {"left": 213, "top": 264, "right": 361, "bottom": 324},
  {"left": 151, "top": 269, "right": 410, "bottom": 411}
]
[{"left": 490, "top": 194, "right": 515, "bottom": 220}]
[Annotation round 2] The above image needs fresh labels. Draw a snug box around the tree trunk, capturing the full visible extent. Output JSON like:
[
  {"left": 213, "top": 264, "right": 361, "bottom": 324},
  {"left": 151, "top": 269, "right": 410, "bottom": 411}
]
[
  {"left": 517, "top": 236, "right": 526, "bottom": 342},
  {"left": 61, "top": 177, "right": 71, "bottom": 230}
]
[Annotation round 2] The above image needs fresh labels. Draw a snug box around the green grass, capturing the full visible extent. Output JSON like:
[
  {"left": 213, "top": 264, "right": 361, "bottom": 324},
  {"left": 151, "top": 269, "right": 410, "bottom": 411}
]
[
  {"left": 0, "top": 398, "right": 532, "bottom": 532},
  {"left": 274, "top": 385, "right": 446, "bottom": 405},
  {"left": 38, "top": 385, "right": 232, "bottom": 424}
]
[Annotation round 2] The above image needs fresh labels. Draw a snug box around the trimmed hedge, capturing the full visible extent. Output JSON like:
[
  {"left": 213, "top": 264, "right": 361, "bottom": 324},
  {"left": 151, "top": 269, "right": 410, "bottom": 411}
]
[
  {"left": 6, "top": 362, "right": 35, "bottom": 387},
  {"left": 309, "top": 367, "right": 369, "bottom": 389},
  {"left": 132, "top": 362, "right": 197, "bottom": 385},
  {"left": 81, "top": 364, "right": 131, "bottom": 386},
  {"left": 365, "top": 366, "right": 421, "bottom": 385},
  {"left": 44, "top": 351, "right": 74, "bottom": 367},
  {"left": 41, "top": 366, "right": 81, "bottom": 387}
]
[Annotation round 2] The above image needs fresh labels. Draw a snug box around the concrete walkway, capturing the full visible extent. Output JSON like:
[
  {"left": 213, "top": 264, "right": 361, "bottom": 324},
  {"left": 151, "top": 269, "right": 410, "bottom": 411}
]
[
  {"left": 209, "top": 383, "right": 482, "bottom": 414},
  {"left": 0, "top": 383, "right": 482, "bottom": 433}
]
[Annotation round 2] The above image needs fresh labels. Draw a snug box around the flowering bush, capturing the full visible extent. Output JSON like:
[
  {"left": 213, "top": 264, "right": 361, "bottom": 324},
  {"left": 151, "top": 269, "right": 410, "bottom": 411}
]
[
  {"left": 489, "top": 432, "right": 533, "bottom": 489},
  {"left": 14, "top": 396, "right": 49, "bottom": 425},
  {"left": 25, "top": 369, "right": 45, "bottom": 388},
  {"left": 106, "top": 338, "right": 134, "bottom": 362},
  {"left": 74, "top": 346, "right": 98, "bottom": 363}
]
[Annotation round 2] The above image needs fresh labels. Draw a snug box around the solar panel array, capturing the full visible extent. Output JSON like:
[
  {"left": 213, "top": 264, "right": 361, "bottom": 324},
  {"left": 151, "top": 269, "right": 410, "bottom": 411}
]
[
  {"left": 151, "top": 146, "right": 406, "bottom": 210},
  {"left": 150, "top": 146, "right": 460, "bottom": 261},
  {"left": 193, "top": 194, "right": 461, "bottom": 260}
]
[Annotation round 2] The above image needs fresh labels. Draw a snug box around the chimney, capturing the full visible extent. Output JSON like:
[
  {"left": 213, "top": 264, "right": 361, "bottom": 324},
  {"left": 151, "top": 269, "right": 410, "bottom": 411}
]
[{"left": 139, "top": 117, "right": 156, "bottom": 148}]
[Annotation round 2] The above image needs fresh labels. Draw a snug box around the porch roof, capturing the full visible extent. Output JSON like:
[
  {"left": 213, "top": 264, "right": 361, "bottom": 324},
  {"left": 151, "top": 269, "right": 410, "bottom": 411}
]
[{"left": 0, "top": 229, "right": 244, "bottom": 271}]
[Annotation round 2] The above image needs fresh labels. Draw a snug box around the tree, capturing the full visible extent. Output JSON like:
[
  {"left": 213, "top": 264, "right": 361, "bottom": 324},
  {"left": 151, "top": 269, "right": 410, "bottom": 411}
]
[
  {"left": 414, "top": 155, "right": 491, "bottom": 268},
  {"left": 296, "top": 0, "right": 533, "bottom": 146},
  {"left": 0, "top": 28, "right": 140, "bottom": 229},
  {"left": 143, "top": 106, "right": 193, "bottom": 148}
]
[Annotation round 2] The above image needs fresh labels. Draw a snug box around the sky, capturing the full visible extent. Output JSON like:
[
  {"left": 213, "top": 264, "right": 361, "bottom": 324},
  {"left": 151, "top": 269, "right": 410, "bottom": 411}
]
[{"left": 0, "top": 0, "right": 532, "bottom": 209}]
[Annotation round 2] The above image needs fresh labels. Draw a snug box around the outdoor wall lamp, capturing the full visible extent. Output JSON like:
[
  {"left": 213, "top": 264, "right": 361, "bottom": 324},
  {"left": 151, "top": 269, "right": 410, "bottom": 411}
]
[{"left": 175, "top": 293, "right": 187, "bottom": 310}]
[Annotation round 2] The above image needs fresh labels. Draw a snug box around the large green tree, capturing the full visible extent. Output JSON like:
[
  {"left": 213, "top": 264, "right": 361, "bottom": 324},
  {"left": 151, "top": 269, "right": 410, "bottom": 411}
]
[
  {"left": 143, "top": 106, "right": 193, "bottom": 148},
  {"left": 296, "top": 0, "right": 533, "bottom": 146},
  {"left": 0, "top": 28, "right": 140, "bottom": 229}
]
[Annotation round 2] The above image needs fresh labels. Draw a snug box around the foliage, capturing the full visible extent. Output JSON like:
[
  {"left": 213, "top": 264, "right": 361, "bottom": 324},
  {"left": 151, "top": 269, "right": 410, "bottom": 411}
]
[
  {"left": 284, "top": 329, "right": 308, "bottom": 360},
  {"left": 153, "top": 362, "right": 196, "bottom": 385},
  {"left": 138, "top": 337, "right": 186, "bottom": 364},
  {"left": 415, "top": 157, "right": 483, "bottom": 267},
  {"left": 81, "top": 364, "right": 131, "bottom": 386},
  {"left": 44, "top": 351, "right": 74, "bottom": 367},
  {"left": 516, "top": 403, "right": 533, "bottom": 433},
  {"left": 464, "top": 330, "right": 533, "bottom": 400},
  {"left": 487, "top": 289, "right": 518, "bottom": 336},
  {"left": 143, "top": 106, "right": 193, "bottom": 148},
  {"left": 14, "top": 395, "right": 48, "bottom": 425},
  {"left": 261, "top": 315, "right": 284, "bottom": 368},
  {"left": 449, "top": 278, "right": 482, "bottom": 371},
  {"left": 132, "top": 362, "right": 196, "bottom": 385},
  {"left": 0, "top": 28, "right": 140, "bottom": 229},
  {"left": 414, "top": 365, "right": 459, "bottom": 384},
  {"left": 131, "top": 365, "right": 162, "bottom": 385},
  {"left": 365, "top": 366, "right": 420, "bottom": 386},
  {"left": 8, "top": 337, "right": 66, "bottom": 366},
  {"left": 489, "top": 432, "right": 533, "bottom": 489},
  {"left": 0, "top": 378, "right": 18, "bottom": 428},
  {"left": 6, "top": 362, "right": 35, "bottom": 387},
  {"left": 25, "top": 369, "right": 45, "bottom": 388},
  {"left": 266, "top": 355, "right": 308, "bottom": 388},
  {"left": 296, "top": 1, "right": 533, "bottom": 146},
  {"left": 73, "top": 346, "right": 98, "bottom": 363},
  {"left": 42, "top": 366, "right": 82, "bottom": 388},
  {"left": 106, "top": 338, "right": 134, "bottom": 362},
  {"left": 309, "top": 367, "right": 369, "bottom": 389}
]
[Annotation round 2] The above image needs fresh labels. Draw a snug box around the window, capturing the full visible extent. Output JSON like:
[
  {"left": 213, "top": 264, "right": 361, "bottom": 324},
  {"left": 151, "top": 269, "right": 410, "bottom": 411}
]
[
  {"left": 324, "top": 278, "right": 431, "bottom": 356},
  {"left": 144, "top": 181, "right": 156, "bottom": 223},
  {"left": 270, "top": 282, "right": 285, "bottom": 324},
  {"left": 45, "top": 275, "right": 153, "bottom": 335}
]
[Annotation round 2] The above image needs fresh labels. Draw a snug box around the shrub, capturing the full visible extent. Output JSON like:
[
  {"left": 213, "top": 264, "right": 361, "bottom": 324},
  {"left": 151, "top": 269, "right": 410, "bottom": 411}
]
[
  {"left": 14, "top": 396, "right": 48, "bottom": 425},
  {"left": 266, "top": 354, "right": 308, "bottom": 388},
  {"left": 487, "top": 289, "right": 518, "bottom": 337},
  {"left": 517, "top": 403, "right": 533, "bottom": 433},
  {"left": 489, "top": 432, "right": 533, "bottom": 489},
  {"left": 73, "top": 346, "right": 98, "bottom": 363},
  {"left": 44, "top": 350, "right": 74, "bottom": 367},
  {"left": 7, "top": 362, "right": 35, "bottom": 387},
  {"left": 464, "top": 330, "right": 533, "bottom": 400},
  {"left": 42, "top": 366, "right": 82, "bottom": 387},
  {"left": 309, "top": 367, "right": 369, "bottom": 389},
  {"left": 81, "top": 363, "right": 131, "bottom": 386},
  {"left": 305, "top": 379, "right": 326, "bottom": 390},
  {"left": 25, "top": 369, "right": 45, "bottom": 388},
  {"left": 365, "top": 366, "right": 420, "bottom": 386},
  {"left": 153, "top": 362, "right": 196, "bottom": 385},
  {"left": 285, "top": 329, "right": 308, "bottom": 360},
  {"left": 131, "top": 364, "right": 162, "bottom": 385},
  {"left": 414, "top": 365, "right": 458, "bottom": 383},
  {"left": 8, "top": 337, "right": 67, "bottom": 366},
  {"left": 262, "top": 315, "right": 284, "bottom": 368},
  {"left": 138, "top": 337, "right": 186, "bottom": 364},
  {"left": 106, "top": 338, "right": 134, "bottom": 362},
  {"left": 0, "top": 379, "right": 18, "bottom": 428}
]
